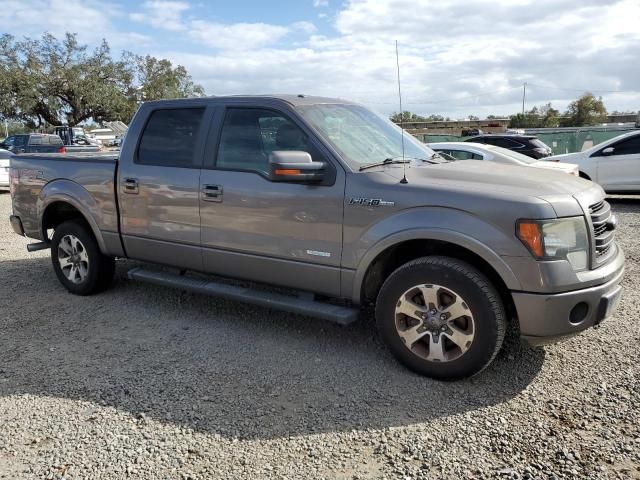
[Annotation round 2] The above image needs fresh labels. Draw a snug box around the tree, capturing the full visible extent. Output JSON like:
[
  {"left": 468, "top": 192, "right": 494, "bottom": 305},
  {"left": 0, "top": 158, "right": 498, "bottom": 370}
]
[
  {"left": 509, "top": 103, "right": 559, "bottom": 128},
  {"left": 561, "top": 93, "right": 607, "bottom": 127},
  {"left": 390, "top": 111, "right": 426, "bottom": 123},
  {"left": 0, "top": 33, "right": 205, "bottom": 127}
]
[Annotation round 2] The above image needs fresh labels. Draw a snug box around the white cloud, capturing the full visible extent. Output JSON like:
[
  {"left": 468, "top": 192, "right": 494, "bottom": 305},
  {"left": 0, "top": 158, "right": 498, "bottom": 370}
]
[
  {"left": 313, "top": 0, "right": 329, "bottom": 7},
  {"left": 129, "top": 1, "right": 191, "bottom": 32},
  {"left": 188, "top": 21, "right": 290, "bottom": 50},
  {"left": 1, "top": 0, "right": 639, "bottom": 117},
  {"left": 0, "top": 0, "right": 117, "bottom": 44}
]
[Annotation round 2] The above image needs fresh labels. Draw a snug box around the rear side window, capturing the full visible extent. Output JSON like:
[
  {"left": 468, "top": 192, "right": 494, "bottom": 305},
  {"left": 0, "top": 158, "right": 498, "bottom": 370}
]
[
  {"left": 441, "top": 149, "right": 482, "bottom": 160},
  {"left": 137, "top": 108, "right": 205, "bottom": 168},
  {"left": 530, "top": 138, "right": 549, "bottom": 149},
  {"left": 47, "top": 135, "right": 63, "bottom": 145},
  {"left": 493, "top": 137, "right": 523, "bottom": 149},
  {"left": 28, "top": 135, "right": 43, "bottom": 145}
]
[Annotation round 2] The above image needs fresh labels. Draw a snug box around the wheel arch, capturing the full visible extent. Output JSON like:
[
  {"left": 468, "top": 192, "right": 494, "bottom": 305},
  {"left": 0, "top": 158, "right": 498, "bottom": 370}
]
[
  {"left": 353, "top": 231, "right": 521, "bottom": 318},
  {"left": 38, "top": 180, "right": 107, "bottom": 253}
]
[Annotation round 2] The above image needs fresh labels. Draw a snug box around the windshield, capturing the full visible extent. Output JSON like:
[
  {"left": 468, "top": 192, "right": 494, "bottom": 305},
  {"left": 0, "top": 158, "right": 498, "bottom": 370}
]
[{"left": 297, "top": 104, "right": 444, "bottom": 169}]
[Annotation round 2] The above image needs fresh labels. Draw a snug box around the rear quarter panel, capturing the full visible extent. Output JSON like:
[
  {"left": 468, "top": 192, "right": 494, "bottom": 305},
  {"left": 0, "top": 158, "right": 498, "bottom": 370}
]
[{"left": 11, "top": 154, "right": 119, "bottom": 253}]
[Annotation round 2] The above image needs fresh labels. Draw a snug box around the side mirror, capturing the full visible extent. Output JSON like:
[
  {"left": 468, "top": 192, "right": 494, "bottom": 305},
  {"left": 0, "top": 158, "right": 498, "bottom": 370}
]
[
  {"left": 269, "top": 151, "right": 325, "bottom": 183},
  {"left": 601, "top": 147, "right": 615, "bottom": 156}
]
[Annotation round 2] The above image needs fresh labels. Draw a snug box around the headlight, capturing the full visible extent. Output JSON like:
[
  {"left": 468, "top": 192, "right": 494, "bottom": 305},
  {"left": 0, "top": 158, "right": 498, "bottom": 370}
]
[{"left": 517, "top": 217, "right": 589, "bottom": 271}]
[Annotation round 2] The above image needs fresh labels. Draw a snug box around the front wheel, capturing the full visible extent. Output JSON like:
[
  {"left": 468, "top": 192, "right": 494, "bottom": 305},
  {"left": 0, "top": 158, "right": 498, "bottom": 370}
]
[
  {"left": 51, "top": 220, "right": 115, "bottom": 295},
  {"left": 375, "top": 256, "right": 506, "bottom": 380}
]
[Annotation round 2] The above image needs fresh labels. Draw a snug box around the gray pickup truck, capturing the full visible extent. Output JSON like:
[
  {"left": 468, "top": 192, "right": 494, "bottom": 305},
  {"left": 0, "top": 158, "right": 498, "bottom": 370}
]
[{"left": 8, "top": 95, "right": 624, "bottom": 379}]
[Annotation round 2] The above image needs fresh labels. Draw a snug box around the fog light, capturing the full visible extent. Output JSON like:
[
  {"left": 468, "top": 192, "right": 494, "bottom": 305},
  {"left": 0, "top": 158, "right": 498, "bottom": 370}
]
[{"left": 569, "top": 302, "right": 589, "bottom": 325}]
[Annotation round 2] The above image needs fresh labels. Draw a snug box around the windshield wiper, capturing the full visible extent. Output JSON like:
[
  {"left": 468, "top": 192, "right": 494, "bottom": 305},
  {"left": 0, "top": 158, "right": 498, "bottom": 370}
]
[{"left": 359, "top": 157, "right": 411, "bottom": 171}]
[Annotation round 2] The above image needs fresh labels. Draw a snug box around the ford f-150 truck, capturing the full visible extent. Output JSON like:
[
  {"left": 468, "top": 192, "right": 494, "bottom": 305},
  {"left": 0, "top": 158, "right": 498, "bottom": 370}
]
[{"left": 8, "top": 95, "right": 624, "bottom": 380}]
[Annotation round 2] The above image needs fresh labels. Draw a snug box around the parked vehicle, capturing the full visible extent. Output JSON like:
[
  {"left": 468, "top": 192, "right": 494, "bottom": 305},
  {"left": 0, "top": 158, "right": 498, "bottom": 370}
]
[
  {"left": 0, "top": 149, "right": 11, "bottom": 189},
  {"left": 465, "top": 134, "right": 553, "bottom": 159},
  {"left": 8, "top": 95, "right": 624, "bottom": 380},
  {"left": 547, "top": 130, "right": 640, "bottom": 193},
  {"left": 54, "top": 126, "right": 101, "bottom": 153},
  {"left": 0, "top": 134, "right": 65, "bottom": 154},
  {"left": 429, "top": 142, "right": 579, "bottom": 175}
]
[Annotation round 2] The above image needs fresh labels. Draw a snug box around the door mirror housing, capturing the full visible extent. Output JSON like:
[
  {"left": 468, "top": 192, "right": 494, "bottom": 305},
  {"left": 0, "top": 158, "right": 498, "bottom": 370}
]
[
  {"left": 601, "top": 147, "right": 615, "bottom": 156},
  {"left": 269, "top": 151, "right": 325, "bottom": 183}
]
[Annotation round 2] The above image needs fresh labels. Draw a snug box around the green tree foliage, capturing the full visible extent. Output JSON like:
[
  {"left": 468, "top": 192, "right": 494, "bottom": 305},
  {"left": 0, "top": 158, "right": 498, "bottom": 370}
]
[
  {"left": 390, "top": 111, "right": 426, "bottom": 123},
  {"left": 0, "top": 33, "right": 205, "bottom": 127},
  {"left": 390, "top": 112, "right": 450, "bottom": 123},
  {"left": 509, "top": 103, "right": 560, "bottom": 128},
  {"left": 561, "top": 93, "right": 607, "bottom": 127}
]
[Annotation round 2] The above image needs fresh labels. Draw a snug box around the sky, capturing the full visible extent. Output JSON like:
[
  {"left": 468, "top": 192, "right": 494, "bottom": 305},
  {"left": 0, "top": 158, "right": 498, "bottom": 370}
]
[{"left": 2, "top": 0, "right": 640, "bottom": 119}]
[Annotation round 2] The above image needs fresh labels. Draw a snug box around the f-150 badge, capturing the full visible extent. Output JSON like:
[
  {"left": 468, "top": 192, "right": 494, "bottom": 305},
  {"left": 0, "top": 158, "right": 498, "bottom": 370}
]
[{"left": 348, "top": 197, "right": 395, "bottom": 207}]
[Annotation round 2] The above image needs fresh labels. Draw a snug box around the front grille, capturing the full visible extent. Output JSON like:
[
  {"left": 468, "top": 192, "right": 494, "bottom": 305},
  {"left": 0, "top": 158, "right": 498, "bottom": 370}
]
[{"left": 589, "top": 200, "right": 615, "bottom": 259}]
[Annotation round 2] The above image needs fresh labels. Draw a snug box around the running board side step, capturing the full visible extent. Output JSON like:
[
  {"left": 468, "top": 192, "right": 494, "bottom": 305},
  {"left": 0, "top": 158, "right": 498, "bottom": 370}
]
[{"left": 127, "top": 267, "right": 359, "bottom": 326}]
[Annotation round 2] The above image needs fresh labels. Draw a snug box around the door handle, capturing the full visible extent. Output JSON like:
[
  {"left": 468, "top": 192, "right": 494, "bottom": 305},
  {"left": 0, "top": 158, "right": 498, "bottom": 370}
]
[
  {"left": 123, "top": 178, "right": 139, "bottom": 194},
  {"left": 201, "top": 184, "right": 223, "bottom": 202}
]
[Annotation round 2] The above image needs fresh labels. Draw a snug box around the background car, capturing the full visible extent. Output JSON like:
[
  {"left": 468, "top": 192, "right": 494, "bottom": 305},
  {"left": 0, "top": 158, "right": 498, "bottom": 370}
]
[
  {"left": 547, "top": 130, "right": 640, "bottom": 192},
  {"left": 0, "top": 133, "right": 65, "bottom": 154},
  {"left": 428, "top": 142, "right": 579, "bottom": 175},
  {"left": 0, "top": 148, "right": 11, "bottom": 189},
  {"left": 464, "top": 134, "right": 553, "bottom": 159}
]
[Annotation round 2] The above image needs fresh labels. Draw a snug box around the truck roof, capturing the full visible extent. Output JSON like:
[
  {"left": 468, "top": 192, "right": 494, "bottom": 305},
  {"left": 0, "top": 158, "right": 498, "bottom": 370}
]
[{"left": 142, "top": 94, "right": 357, "bottom": 108}]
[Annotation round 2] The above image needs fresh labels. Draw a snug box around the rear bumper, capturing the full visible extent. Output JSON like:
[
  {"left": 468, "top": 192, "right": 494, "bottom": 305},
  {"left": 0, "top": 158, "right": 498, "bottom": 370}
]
[
  {"left": 9, "top": 215, "right": 25, "bottom": 236},
  {"left": 514, "top": 251, "right": 625, "bottom": 346}
]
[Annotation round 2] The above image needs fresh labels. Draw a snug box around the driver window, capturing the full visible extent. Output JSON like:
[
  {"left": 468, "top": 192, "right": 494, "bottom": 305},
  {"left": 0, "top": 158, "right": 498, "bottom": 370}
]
[
  {"left": 216, "top": 108, "right": 311, "bottom": 174},
  {"left": 611, "top": 136, "right": 640, "bottom": 156}
]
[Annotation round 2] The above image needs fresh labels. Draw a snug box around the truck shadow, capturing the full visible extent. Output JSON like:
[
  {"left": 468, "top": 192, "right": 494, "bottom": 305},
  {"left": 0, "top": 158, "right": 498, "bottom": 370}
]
[{"left": 0, "top": 256, "right": 545, "bottom": 441}]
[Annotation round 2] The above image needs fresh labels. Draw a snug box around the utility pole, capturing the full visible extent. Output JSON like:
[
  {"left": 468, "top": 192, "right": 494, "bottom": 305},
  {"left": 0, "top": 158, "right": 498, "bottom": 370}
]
[{"left": 521, "top": 82, "right": 527, "bottom": 115}]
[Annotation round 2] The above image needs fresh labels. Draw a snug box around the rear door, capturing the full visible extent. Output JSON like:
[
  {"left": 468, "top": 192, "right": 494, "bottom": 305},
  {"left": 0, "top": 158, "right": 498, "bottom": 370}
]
[
  {"left": 117, "top": 105, "right": 211, "bottom": 271},
  {"left": 594, "top": 135, "right": 640, "bottom": 191},
  {"left": 198, "top": 105, "right": 346, "bottom": 296}
]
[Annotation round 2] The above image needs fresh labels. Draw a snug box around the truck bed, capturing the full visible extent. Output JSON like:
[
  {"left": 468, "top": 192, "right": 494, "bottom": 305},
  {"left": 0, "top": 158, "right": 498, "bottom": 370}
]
[{"left": 10, "top": 152, "right": 120, "bottom": 241}]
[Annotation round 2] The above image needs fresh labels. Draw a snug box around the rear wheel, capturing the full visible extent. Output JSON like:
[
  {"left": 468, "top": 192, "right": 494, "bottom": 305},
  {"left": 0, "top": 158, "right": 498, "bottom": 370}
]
[
  {"left": 51, "top": 220, "right": 115, "bottom": 295},
  {"left": 375, "top": 256, "right": 506, "bottom": 380}
]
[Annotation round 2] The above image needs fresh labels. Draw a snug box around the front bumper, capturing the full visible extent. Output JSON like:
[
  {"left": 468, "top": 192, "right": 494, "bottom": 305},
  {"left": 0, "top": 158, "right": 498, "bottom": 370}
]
[
  {"left": 514, "top": 248, "right": 625, "bottom": 346},
  {"left": 9, "top": 215, "right": 25, "bottom": 236}
]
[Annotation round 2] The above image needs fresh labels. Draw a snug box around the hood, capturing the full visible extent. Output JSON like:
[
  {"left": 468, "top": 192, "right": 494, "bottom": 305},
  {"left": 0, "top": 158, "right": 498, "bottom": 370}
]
[
  {"left": 383, "top": 160, "right": 593, "bottom": 198},
  {"left": 547, "top": 151, "right": 583, "bottom": 162},
  {"left": 530, "top": 161, "right": 579, "bottom": 175}
]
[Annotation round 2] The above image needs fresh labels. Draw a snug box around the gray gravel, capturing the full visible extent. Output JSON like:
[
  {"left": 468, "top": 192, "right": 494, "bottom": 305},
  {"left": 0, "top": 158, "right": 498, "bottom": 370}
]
[{"left": 0, "top": 190, "right": 639, "bottom": 479}]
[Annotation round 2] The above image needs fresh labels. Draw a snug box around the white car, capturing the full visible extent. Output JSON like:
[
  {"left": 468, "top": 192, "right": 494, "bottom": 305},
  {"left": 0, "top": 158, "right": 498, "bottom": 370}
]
[
  {"left": 547, "top": 131, "right": 640, "bottom": 192},
  {"left": 428, "top": 142, "right": 579, "bottom": 176},
  {"left": 0, "top": 149, "right": 11, "bottom": 189}
]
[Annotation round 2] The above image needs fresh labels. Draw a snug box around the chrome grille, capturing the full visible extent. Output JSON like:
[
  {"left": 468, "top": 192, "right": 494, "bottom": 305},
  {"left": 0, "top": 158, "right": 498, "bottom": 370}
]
[{"left": 589, "top": 200, "right": 615, "bottom": 259}]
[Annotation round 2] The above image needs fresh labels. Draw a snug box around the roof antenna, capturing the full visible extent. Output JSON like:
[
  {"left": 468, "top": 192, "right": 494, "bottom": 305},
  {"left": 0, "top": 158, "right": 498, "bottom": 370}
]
[{"left": 395, "top": 40, "right": 408, "bottom": 184}]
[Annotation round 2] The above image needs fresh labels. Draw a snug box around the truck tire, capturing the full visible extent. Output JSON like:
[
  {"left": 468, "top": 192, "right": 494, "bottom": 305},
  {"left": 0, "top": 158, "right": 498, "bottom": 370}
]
[
  {"left": 375, "top": 256, "right": 506, "bottom": 380},
  {"left": 51, "top": 220, "right": 115, "bottom": 296}
]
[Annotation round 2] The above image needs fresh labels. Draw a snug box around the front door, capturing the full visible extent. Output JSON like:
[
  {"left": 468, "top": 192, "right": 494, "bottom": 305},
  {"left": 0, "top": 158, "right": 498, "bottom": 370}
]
[
  {"left": 595, "top": 134, "right": 640, "bottom": 191},
  {"left": 118, "top": 106, "right": 209, "bottom": 271},
  {"left": 199, "top": 107, "right": 345, "bottom": 296}
]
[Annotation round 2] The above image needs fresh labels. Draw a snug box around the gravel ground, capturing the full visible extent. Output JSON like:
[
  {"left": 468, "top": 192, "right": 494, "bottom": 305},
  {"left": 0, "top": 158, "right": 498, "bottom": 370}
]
[{"left": 0, "top": 190, "right": 638, "bottom": 479}]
